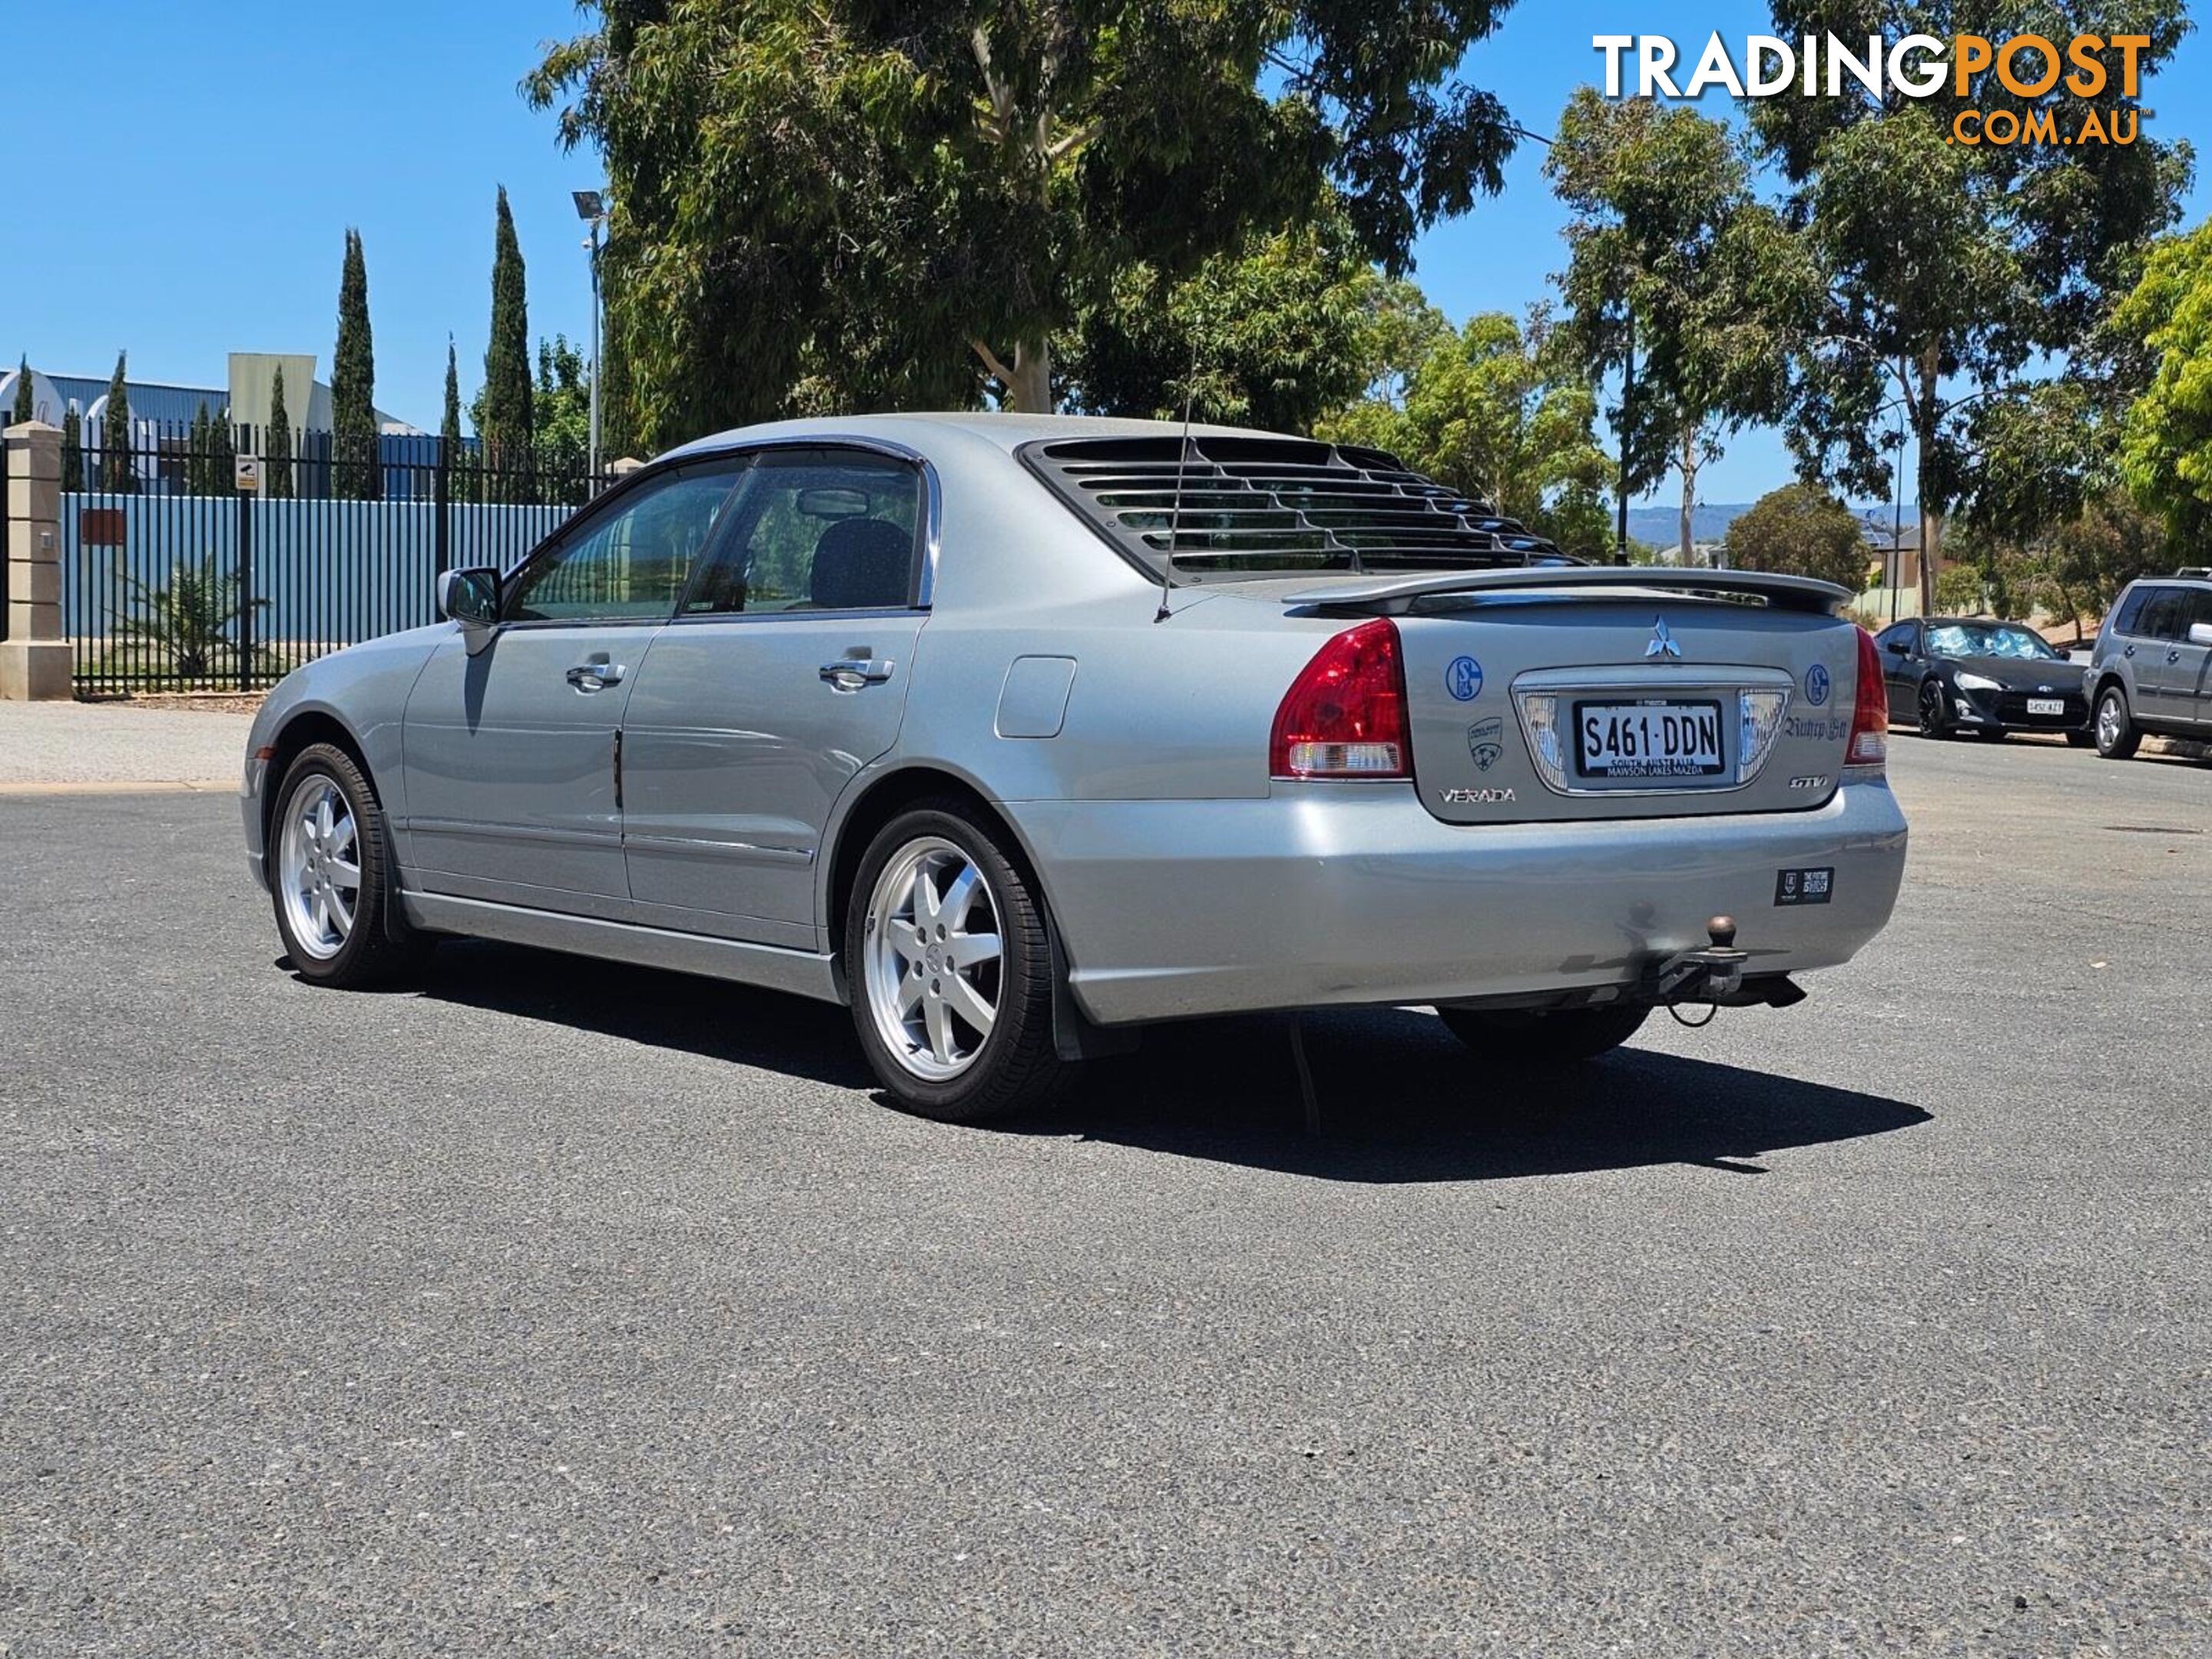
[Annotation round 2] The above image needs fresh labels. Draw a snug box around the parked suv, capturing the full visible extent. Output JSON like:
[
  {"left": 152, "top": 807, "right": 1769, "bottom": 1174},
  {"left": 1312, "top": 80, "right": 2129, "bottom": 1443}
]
[{"left": 2087, "top": 572, "right": 2212, "bottom": 758}]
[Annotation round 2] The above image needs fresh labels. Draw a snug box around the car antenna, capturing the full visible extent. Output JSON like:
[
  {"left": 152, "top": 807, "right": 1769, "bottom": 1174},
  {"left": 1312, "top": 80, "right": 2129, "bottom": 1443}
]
[{"left": 1155, "top": 347, "right": 1201, "bottom": 624}]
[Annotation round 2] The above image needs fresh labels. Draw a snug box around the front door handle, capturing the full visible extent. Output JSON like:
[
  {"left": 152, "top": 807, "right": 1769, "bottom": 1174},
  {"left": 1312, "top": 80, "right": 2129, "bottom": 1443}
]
[
  {"left": 567, "top": 659, "right": 626, "bottom": 690},
  {"left": 820, "top": 657, "right": 895, "bottom": 690}
]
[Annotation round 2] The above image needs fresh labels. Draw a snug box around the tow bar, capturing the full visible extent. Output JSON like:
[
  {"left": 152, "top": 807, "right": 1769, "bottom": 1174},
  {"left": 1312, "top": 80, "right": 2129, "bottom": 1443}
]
[
  {"left": 1648, "top": 916, "right": 1808, "bottom": 1012},
  {"left": 1655, "top": 916, "right": 1769, "bottom": 1005}
]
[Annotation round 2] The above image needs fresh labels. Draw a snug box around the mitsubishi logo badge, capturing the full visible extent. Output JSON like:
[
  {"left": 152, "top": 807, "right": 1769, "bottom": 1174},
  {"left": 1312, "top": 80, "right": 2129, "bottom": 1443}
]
[{"left": 1646, "top": 617, "right": 1681, "bottom": 659}]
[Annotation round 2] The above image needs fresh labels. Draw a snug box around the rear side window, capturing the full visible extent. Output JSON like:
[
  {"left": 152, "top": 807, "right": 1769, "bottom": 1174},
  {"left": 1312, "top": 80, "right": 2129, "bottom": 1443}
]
[
  {"left": 2137, "top": 588, "right": 2187, "bottom": 641},
  {"left": 684, "top": 450, "right": 921, "bottom": 615},
  {"left": 2111, "top": 588, "right": 2151, "bottom": 635}
]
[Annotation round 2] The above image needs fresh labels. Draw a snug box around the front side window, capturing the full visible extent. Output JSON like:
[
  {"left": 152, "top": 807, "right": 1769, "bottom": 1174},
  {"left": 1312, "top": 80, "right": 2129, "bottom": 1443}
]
[
  {"left": 505, "top": 460, "right": 745, "bottom": 623},
  {"left": 684, "top": 450, "right": 922, "bottom": 616}
]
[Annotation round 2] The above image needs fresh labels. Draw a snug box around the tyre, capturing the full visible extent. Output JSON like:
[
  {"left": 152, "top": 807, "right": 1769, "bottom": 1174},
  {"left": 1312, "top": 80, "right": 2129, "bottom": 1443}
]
[
  {"left": 1976, "top": 728, "right": 2008, "bottom": 742},
  {"left": 2094, "top": 685, "right": 2141, "bottom": 760},
  {"left": 1437, "top": 1003, "right": 1652, "bottom": 1067},
  {"left": 270, "top": 743, "right": 426, "bottom": 988},
  {"left": 845, "top": 799, "right": 1069, "bottom": 1121},
  {"left": 1916, "top": 680, "right": 1952, "bottom": 738}
]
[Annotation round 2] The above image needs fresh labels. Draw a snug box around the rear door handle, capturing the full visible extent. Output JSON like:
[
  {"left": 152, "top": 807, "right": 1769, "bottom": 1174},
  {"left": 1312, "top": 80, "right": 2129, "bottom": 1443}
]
[
  {"left": 2168, "top": 649, "right": 2184, "bottom": 664},
  {"left": 820, "top": 658, "right": 894, "bottom": 690},
  {"left": 567, "top": 659, "right": 625, "bottom": 690}
]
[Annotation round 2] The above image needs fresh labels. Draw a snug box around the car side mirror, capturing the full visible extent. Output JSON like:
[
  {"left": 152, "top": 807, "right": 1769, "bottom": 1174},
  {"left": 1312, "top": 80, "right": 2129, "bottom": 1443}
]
[
  {"left": 437, "top": 567, "right": 502, "bottom": 654},
  {"left": 1885, "top": 641, "right": 1908, "bottom": 655},
  {"left": 2190, "top": 621, "right": 2212, "bottom": 648}
]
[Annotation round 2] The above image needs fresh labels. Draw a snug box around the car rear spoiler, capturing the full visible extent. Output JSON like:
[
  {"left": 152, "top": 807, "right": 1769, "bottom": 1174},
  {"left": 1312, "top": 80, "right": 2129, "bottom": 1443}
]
[{"left": 1280, "top": 566, "right": 1853, "bottom": 617}]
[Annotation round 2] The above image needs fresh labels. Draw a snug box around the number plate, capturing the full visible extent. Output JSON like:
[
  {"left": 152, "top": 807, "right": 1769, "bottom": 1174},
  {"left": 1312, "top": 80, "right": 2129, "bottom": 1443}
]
[
  {"left": 2026, "top": 697, "right": 2064, "bottom": 716},
  {"left": 1574, "top": 699, "right": 1726, "bottom": 780}
]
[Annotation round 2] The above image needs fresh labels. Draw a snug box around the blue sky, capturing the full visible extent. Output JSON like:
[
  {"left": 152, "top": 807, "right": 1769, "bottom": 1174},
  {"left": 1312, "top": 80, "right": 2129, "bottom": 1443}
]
[{"left": 4, "top": 2, "right": 2205, "bottom": 505}]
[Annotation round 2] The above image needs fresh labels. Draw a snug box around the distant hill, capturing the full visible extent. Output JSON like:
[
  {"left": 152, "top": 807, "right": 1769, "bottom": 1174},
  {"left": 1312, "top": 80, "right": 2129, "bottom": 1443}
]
[{"left": 1626, "top": 501, "right": 1920, "bottom": 549}]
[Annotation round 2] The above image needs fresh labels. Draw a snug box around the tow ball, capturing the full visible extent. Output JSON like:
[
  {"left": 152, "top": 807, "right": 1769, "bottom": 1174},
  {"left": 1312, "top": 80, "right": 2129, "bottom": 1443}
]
[{"left": 1656, "top": 916, "right": 1750, "bottom": 1004}]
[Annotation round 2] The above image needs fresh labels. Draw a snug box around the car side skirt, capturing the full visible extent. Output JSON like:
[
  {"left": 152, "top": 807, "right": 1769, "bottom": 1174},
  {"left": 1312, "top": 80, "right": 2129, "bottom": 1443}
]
[{"left": 399, "top": 892, "right": 843, "bottom": 1004}]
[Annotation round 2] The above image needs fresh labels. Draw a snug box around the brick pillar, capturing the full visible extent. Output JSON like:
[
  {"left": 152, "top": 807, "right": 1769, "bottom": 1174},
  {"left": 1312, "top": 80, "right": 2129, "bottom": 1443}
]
[{"left": 2, "top": 421, "right": 70, "bottom": 700}]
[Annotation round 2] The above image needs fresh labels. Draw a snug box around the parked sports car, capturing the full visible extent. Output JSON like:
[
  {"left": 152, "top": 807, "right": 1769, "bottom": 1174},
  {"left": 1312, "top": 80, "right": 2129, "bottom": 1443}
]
[
  {"left": 240, "top": 414, "right": 1908, "bottom": 1121},
  {"left": 1873, "top": 616, "right": 2092, "bottom": 742}
]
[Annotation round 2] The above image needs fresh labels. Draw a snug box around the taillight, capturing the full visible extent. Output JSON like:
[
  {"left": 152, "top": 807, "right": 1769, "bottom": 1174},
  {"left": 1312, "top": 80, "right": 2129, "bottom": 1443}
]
[
  {"left": 1270, "top": 618, "right": 1411, "bottom": 779},
  {"left": 1846, "top": 624, "right": 1887, "bottom": 774}
]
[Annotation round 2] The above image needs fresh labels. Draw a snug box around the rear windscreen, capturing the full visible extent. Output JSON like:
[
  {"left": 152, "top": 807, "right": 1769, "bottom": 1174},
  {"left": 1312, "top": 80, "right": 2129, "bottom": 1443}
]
[{"left": 1020, "top": 435, "right": 1578, "bottom": 580}]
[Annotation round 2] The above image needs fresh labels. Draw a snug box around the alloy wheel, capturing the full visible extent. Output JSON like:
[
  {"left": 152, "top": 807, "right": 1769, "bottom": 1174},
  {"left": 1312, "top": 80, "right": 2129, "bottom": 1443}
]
[
  {"left": 861, "top": 836, "right": 1004, "bottom": 1081},
  {"left": 277, "top": 773, "right": 361, "bottom": 961},
  {"left": 2097, "top": 691, "right": 2124, "bottom": 751}
]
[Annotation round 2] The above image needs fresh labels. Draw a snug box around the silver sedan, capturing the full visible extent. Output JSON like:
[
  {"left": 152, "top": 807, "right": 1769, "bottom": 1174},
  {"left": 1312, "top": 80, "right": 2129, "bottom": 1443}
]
[{"left": 241, "top": 414, "right": 1908, "bottom": 1120}]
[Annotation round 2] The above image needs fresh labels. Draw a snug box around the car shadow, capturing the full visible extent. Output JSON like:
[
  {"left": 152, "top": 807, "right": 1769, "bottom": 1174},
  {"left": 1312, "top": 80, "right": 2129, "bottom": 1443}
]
[
  {"left": 406, "top": 943, "right": 1929, "bottom": 1184},
  {"left": 410, "top": 939, "right": 878, "bottom": 1091},
  {"left": 1032, "top": 1007, "right": 1930, "bottom": 1183}
]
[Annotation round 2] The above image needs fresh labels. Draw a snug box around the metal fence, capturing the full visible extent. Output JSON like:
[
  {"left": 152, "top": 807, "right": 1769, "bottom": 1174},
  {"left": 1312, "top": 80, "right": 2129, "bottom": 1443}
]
[{"left": 61, "top": 422, "right": 601, "bottom": 694}]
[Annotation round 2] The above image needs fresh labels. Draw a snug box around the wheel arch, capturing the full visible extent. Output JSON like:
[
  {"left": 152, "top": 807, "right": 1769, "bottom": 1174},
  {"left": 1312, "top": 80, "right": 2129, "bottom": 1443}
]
[
  {"left": 261, "top": 709, "right": 373, "bottom": 853},
  {"left": 822, "top": 763, "right": 1053, "bottom": 965},
  {"left": 820, "top": 761, "right": 1133, "bottom": 1060}
]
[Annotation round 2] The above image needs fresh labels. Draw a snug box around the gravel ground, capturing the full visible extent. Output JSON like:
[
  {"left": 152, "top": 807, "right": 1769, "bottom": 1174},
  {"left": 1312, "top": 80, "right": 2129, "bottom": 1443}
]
[
  {"left": 0, "top": 735, "right": 2206, "bottom": 1656},
  {"left": 0, "top": 700, "right": 252, "bottom": 787}
]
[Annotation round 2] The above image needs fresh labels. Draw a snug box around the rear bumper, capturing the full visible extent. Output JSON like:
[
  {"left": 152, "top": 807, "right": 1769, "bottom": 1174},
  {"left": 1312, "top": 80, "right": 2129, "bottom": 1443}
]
[{"left": 1005, "top": 781, "right": 1909, "bottom": 1026}]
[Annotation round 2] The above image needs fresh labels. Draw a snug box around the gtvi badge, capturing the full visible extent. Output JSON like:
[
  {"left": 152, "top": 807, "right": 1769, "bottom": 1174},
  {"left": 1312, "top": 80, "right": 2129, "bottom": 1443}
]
[{"left": 1467, "top": 717, "right": 1504, "bottom": 771}]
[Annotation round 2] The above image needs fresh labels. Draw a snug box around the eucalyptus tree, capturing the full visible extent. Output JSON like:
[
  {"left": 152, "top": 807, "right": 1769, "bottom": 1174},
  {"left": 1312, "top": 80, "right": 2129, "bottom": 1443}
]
[
  {"left": 1754, "top": 0, "right": 2193, "bottom": 613},
  {"left": 1059, "top": 204, "right": 1376, "bottom": 432},
  {"left": 527, "top": 0, "right": 1526, "bottom": 447},
  {"left": 1547, "top": 88, "right": 1810, "bottom": 563},
  {"left": 2114, "top": 217, "right": 2212, "bottom": 548},
  {"left": 1320, "top": 308, "right": 1615, "bottom": 557}
]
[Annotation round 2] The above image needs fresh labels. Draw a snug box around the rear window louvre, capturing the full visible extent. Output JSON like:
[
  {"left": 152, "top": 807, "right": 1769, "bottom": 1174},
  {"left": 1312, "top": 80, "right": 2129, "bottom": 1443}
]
[{"left": 1019, "top": 435, "right": 1581, "bottom": 579}]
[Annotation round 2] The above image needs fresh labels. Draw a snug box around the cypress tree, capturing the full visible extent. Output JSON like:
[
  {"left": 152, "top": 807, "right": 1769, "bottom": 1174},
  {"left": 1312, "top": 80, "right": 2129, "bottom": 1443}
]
[
  {"left": 103, "top": 351, "right": 135, "bottom": 493},
  {"left": 61, "top": 403, "right": 83, "bottom": 491},
  {"left": 188, "top": 401, "right": 210, "bottom": 492},
  {"left": 331, "top": 228, "right": 380, "bottom": 499},
  {"left": 266, "top": 364, "right": 294, "bottom": 500},
  {"left": 11, "top": 355, "right": 31, "bottom": 424},
  {"left": 207, "top": 403, "right": 235, "bottom": 495},
  {"left": 440, "top": 336, "right": 470, "bottom": 501},
  {"left": 482, "top": 187, "right": 533, "bottom": 497}
]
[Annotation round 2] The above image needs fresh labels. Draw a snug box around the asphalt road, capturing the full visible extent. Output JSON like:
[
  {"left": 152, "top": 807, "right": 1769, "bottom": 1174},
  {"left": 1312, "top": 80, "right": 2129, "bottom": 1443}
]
[{"left": 2, "top": 736, "right": 2206, "bottom": 1656}]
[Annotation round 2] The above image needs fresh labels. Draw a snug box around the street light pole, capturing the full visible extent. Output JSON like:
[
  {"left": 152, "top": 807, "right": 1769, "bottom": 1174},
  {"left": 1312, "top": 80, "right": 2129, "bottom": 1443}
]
[
  {"left": 572, "top": 190, "right": 607, "bottom": 482},
  {"left": 587, "top": 220, "right": 602, "bottom": 479}
]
